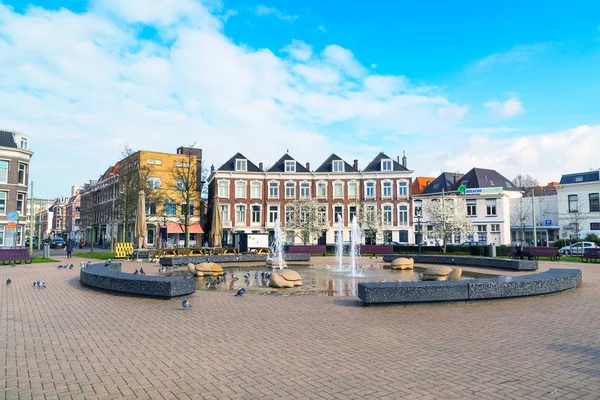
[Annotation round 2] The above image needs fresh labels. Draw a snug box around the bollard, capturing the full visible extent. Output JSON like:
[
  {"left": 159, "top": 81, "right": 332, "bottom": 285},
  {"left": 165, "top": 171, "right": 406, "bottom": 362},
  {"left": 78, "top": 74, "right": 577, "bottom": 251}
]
[{"left": 43, "top": 243, "right": 50, "bottom": 259}]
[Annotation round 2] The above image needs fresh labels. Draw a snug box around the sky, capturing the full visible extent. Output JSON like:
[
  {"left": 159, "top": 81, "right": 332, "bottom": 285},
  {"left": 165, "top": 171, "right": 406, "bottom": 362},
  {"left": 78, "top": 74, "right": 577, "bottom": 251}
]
[{"left": 1, "top": 0, "right": 600, "bottom": 197}]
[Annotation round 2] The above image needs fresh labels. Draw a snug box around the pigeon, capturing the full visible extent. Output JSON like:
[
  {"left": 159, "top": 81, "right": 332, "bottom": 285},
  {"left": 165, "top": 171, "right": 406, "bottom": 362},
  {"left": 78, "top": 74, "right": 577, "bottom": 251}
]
[
  {"left": 235, "top": 288, "right": 246, "bottom": 296},
  {"left": 57, "top": 265, "right": 63, "bottom": 269},
  {"left": 6, "top": 278, "right": 11, "bottom": 285},
  {"left": 104, "top": 262, "right": 110, "bottom": 267},
  {"left": 244, "top": 273, "right": 250, "bottom": 279},
  {"left": 254, "top": 272, "right": 259, "bottom": 279},
  {"left": 182, "top": 298, "right": 191, "bottom": 309},
  {"left": 69, "top": 264, "right": 73, "bottom": 269},
  {"left": 134, "top": 269, "right": 139, "bottom": 275},
  {"left": 261, "top": 272, "right": 265, "bottom": 278},
  {"left": 223, "top": 271, "right": 227, "bottom": 277},
  {"left": 216, "top": 276, "right": 223, "bottom": 284},
  {"left": 140, "top": 267, "right": 146, "bottom": 275},
  {"left": 32, "top": 281, "right": 38, "bottom": 287},
  {"left": 159, "top": 267, "right": 167, "bottom": 274},
  {"left": 11, "top": 263, "right": 16, "bottom": 268},
  {"left": 39, "top": 282, "right": 46, "bottom": 288},
  {"left": 231, "top": 274, "right": 238, "bottom": 281},
  {"left": 86, "top": 261, "right": 91, "bottom": 267}
]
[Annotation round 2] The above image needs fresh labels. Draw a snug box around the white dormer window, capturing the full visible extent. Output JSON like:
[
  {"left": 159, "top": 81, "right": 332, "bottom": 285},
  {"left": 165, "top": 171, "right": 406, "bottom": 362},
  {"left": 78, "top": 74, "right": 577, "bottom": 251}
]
[
  {"left": 285, "top": 160, "right": 296, "bottom": 172},
  {"left": 235, "top": 159, "right": 247, "bottom": 171},
  {"left": 381, "top": 159, "right": 392, "bottom": 171},
  {"left": 20, "top": 137, "right": 28, "bottom": 150},
  {"left": 332, "top": 160, "right": 344, "bottom": 172}
]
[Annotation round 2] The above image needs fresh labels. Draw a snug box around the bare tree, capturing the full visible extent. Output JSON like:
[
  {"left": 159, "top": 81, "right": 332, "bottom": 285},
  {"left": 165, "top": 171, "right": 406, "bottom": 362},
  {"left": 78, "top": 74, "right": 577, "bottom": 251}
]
[
  {"left": 425, "top": 198, "right": 474, "bottom": 253},
  {"left": 284, "top": 198, "right": 328, "bottom": 244},
  {"left": 562, "top": 198, "right": 588, "bottom": 243},
  {"left": 358, "top": 203, "right": 382, "bottom": 245},
  {"left": 512, "top": 173, "right": 540, "bottom": 196},
  {"left": 510, "top": 197, "right": 531, "bottom": 244}
]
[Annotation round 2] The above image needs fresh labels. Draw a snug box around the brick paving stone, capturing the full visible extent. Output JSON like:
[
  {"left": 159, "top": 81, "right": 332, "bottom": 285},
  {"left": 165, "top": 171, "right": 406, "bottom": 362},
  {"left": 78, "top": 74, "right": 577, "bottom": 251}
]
[{"left": 2, "top": 259, "right": 600, "bottom": 398}]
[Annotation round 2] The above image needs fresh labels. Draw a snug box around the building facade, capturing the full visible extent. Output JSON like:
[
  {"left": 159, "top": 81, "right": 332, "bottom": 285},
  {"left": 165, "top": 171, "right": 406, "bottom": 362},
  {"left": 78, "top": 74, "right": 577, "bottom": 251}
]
[
  {"left": 65, "top": 186, "right": 81, "bottom": 241},
  {"left": 79, "top": 147, "right": 204, "bottom": 247},
  {"left": 207, "top": 152, "right": 414, "bottom": 245},
  {"left": 556, "top": 171, "right": 600, "bottom": 239},
  {"left": 413, "top": 168, "right": 522, "bottom": 246},
  {"left": 0, "top": 130, "right": 33, "bottom": 247}
]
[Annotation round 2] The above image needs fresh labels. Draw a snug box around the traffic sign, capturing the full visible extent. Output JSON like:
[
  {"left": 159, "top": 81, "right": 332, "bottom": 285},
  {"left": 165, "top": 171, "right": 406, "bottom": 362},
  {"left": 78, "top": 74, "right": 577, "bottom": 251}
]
[
  {"left": 6, "top": 223, "right": 17, "bottom": 228},
  {"left": 7, "top": 211, "right": 19, "bottom": 222}
]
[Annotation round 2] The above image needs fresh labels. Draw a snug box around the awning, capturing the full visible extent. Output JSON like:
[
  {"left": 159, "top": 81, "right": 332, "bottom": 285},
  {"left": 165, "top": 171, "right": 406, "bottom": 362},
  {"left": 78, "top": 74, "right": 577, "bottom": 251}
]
[{"left": 161, "top": 223, "right": 204, "bottom": 234}]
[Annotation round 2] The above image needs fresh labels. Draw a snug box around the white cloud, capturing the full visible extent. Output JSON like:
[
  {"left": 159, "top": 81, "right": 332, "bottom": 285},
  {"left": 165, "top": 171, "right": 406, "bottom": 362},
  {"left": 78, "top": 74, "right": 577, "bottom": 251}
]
[
  {"left": 484, "top": 95, "right": 524, "bottom": 120},
  {"left": 470, "top": 43, "right": 549, "bottom": 70},
  {"left": 317, "top": 25, "right": 326, "bottom": 33},
  {"left": 254, "top": 5, "right": 297, "bottom": 22},
  {"left": 0, "top": 2, "right": 470, "bottom": 196}
]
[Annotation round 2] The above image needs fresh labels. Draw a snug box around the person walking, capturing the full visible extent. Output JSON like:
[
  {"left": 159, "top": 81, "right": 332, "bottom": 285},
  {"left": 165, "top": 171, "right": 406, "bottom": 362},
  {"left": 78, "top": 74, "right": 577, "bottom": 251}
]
[{"left": 66, "top": 239, "right": 74, "bottom": 258}]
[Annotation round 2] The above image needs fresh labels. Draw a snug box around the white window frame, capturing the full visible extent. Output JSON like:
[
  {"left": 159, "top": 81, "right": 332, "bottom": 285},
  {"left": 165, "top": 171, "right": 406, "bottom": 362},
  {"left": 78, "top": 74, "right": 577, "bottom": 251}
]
[
  {"left": 348, "top": 181, "right": 357, "bottom": 198},
  {"left": 382, "top": 181, "right": 392, "bottom": 198},
  {"left": 18, "top": 163, "right": 27, "bottom": 185},
  {"left": 235, "top": 159, "right": 247, "bottom": 172},
  {"left": 147, "top": 176, "right": 161, "bottom": 189},
  {"left": 284, "top": 160, "right": 296, "bottom": 172},
  {"left": 333, "top": 182, "right": 344, "bottom": 199},
  {"left": 486, "top": 199, "right": 497, "bottom": 216},
  {"left": 147, "top": 159, "right": 155, "bottom": 165},
  {"left": 381, "top": 159, "right": 393, "bottom": 171},
  {"left": 155, "top": 159, "right": 162, "bottom": 165},
  {"left": 382, "top": 204, "right": 393, "bottom": 226},
  {"left": 268, "top": 205, "right": 279, "bottom": 223},
  {"left": 235, "top": 181, "right": 247, "bottom": 199},
  {"left": 250, "top": 181, "right": 262, "bottom": 199},
  {"left": 218, "top": 180, "right": 230, "bottom": 198},
  {"left": 300, "top": 182, "right": 310, "bottom": 198},
  {"left": 268, "top": 181, "right": 279, "bottom": 199},
  {"left": 16, "top": 192, "right": 25, "bottom": 215},
  {"left": 285, "top": 182, "right": 296, "bottom": 199},
  {"left": 348, "top": 205, "right": 357, "bottom": 223},
  {"left": 20, "top": 137, "right": 28, "bottom": 150},
  {"left": 0, "top": 160, "right": 9, "bottom": 184},
  {"left": 332, "top": 160, "right": 344, "bottom": 172},
  {"left": 365, "top": 181, "right": 375, "bottom": 198},
  {"left": 0, "top": 225, "right": 4, "bottom": 246},
  {"left": 317, "top": 205, "right": 327, "bottom": 225},
  {"left": 251, "top": 205, "right": 261, "bottom": 224},
  {"left": 398, "top": 204, "right": 408, "bottom": 226},
  {"left": 398, "top": 181, "right": 408, "bottom": 197},
  {"left": 220, "top": 204, "right": 230, "bottom": 222},
  {"left": 235, "top": 204, "right": 246, "bottom": 224},
  {"left": 466, "top": 199, "right": 477, "bottom": 216},
  {"left": 333, "top": 205, "right": 344, "bottom": 224},
  {"left": 316, "top": 182, "right": 327, "bottom": 198}
]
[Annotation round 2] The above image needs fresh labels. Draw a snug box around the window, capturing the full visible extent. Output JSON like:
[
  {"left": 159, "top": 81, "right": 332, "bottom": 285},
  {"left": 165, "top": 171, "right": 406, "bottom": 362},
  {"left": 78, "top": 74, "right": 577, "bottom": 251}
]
[
  {"left": 0, "top": 192, "right": 7, "bottom": 214},
  {"left": 477, "top": 225, "right": 487, "bottom": 243},
  {"left": 490, "top": 224, "right": 500, "bottom": 232},
  {"left": 0, "top": 161, "right": 9, "bottom": 183},
  {"left": 383, "top": 205, "right": 393, "bottom": 225},
  {"left": 175, "top": 161, "right": 190, "bottom": 168},
  {"left": 146, "top": 202, "right": 157, "bottom": 215},
  {"left": 318, "top": 206, "right": 327, "bottom": 224},
  {"left": 220, "top": 205, "right": 229, "bottom": 221},
  {"left": 300, "top": 183, "right": 310, "bottom": 198},
  {"left": 399, "top": 205, "right": 408, "bottom": 226},
  {"left": 317, "top": 182, "right": 327, "bottom": 198},
  {"left": 348, "top": 182, "right": 357, "bottom": 198},
  {"left": 285, "top": 182, "right": 295, "bottom": 198},
  {"left": 163, "top": 201, "right": 176, "bottom": 216},
  {"left": 381, "top": 159, "right": 392, "bottom": 171},
  {"left": 235, "top": 159, "right": 247, "bottom": 171},
  {"left": 269, "top": 205, "right": 279, "bottom": 223},
  {"left": 18, "top": 163, "right": 27, "bottom": 185},
  {"left": 155, "top": 159, "right": 162, "bottom": 165},
  {"left": 269, "top": 182, "right": 279, "bottom": 198},
  {"left": 0, "top": 225, "right": 4, "bottom": 246},
  {"left": 181, "top": 201, "right": 194, "bottom": 216},
  {"left": 147, "top": 159, "right": 155, "bottom": 164},
  {"left": 218, "top": 181, "right": 229, "bottom": 198},
  {"left": 251, "top": 182, "right": 261, "bottom": 199},
  {"left": 349, "top": 206, "right": 357, "bottom": 222},
  {"left": 176, "top": 179, "right": 186, "bottom": 190},
  {"left": 398, "top": 181, "right": 408, "bottom": 197},
  {"left": 399, "top": 230, "right": 408, "bottom": 243},
  {"left": 20, "top": 137, "right": 28, "bottom": 150},
  {"left": 333, "top": 182, "right": 343, "bottom": 198},
  {"left": 334, "top": 206, "right": 343, "bottom": 223},
  {"left": 285, "top": 160, "right": 296, "bottom": 172},
  {"left": 591, "top": 223, "right": 600, "bottom": 230},
  {"left": 382, "top": 182, "right": 392, "bottom": 198},
  {"left": 414, "top": 200, "right": 422, "bottom": 217},
  {"left": 235, "top": 205, "right": 246, "bottom": 223},
  {"left": 285, "top": 207, "right": 294, "bottom": 224},
  {"left": 590, "top": 193, "right": 600, "bottom": 212},
  {"left": 568, "top": 195, "right": 578, "bottom": 213},
  {"left": 486, "top": 199, "right": 497, "bottom": 216},
  {"left": 467, "top": 199, "right": 477, "bottom": 216},
  {"left": 575, "top": 176, "right": 584, "bottom": 183},
  {"left": 16, "top": 193, "right": 25, "bottom": 214},
  {"left": 147, "top": 177, "right": 161, "bottom": 189},
  {"left": 332, "top": 160, "right": 344, "bottom": 172},
  {"left": 251, "top": 205, "right": 261, "bottom": 223},
  {"left": 235, "top": 181, "right": 247, "bottom": 198},
  {"left": 365, "top": 182, "right": 375, "bottom": 198}
]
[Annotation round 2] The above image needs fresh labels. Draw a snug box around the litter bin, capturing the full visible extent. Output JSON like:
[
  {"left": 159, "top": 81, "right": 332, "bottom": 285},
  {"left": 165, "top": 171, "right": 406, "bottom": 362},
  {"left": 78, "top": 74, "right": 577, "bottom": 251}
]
[
  {"left": 488, "top": 243, "right": 496, "bottom": 257},
  {"left": 43, "top": 243, "right": 50, "bottom": 259}
]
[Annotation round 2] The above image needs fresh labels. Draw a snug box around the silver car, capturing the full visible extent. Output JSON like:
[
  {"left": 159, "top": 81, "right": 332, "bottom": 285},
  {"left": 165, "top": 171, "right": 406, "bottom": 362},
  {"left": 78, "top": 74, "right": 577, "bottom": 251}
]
[{"left": 558, "top": 241, "right": 598, "bottom": 256}]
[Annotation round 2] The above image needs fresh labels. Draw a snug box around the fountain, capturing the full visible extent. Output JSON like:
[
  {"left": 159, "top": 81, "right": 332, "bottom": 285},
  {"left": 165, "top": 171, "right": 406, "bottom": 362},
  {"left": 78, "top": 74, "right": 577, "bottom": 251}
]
[
  {"left": 267, "top": 219, "right": 285, "bottom": 270},
  {"left": 335, "top": 216, "right": 344, "bottom": 271},
  {"left": 350, "top": 216, "right": 363, "bottom": 277}
]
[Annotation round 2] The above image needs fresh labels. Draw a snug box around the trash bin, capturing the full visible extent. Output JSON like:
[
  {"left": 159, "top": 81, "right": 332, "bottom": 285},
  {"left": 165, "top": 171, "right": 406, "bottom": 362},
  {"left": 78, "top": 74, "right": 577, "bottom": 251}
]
[
  {"left": 488, "top": 243, "right": 496, "bottom": 258},
  {"left": 43, "top": 243, "right": 50, "bottom": 259}
]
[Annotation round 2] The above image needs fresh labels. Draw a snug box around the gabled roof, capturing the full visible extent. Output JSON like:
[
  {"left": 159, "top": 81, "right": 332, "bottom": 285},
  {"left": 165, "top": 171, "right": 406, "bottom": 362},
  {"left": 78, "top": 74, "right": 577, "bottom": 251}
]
[
  {"left": 363, "top": 152, "right": 408, "bottom": 172},
  {"left": 267, "top": 153, "right": 309, "bottom": 173},
  {"left": 412, "top": 177, "right": 436, "bottom": 195},
  {"left": 421, "top": 172, "right": 461, "bottom": 195},
  {"left": 559, "top": 171, "right": 600, "bottom": 185},
  {"left": 99, "top": 165, "right": 116, "bottom": 181},
  {"left": 217, "top": 152, "right": 262, "bottom": 172},
  {"left": 315, "top": 154, "right": 358, "bottom": 173},
  {"left": 0, "top": 131, "right": 17, "bottom": 148},
  {"left": 450, "top": 168, "right": 519, "bottom": 192}
]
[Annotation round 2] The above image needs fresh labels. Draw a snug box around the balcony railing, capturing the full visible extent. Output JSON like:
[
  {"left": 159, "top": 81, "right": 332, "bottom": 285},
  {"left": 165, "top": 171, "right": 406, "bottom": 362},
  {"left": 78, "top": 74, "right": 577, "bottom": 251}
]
[{"left": 222, "top": 221, "right": 232, "bottom": 228}]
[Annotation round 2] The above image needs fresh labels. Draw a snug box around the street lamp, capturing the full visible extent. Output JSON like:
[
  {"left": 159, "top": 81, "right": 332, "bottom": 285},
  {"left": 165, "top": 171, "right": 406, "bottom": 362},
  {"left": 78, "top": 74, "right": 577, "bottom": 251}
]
[
  {"left": 416, "top": 214, "right": 423, "bottom": 255},
  {"left": 162, "top": 208, "right": 168, "bottom": 249}
]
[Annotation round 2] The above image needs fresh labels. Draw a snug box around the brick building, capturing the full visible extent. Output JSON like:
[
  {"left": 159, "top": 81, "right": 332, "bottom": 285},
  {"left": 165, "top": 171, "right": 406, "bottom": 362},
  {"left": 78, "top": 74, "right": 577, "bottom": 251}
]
[{"left": 207, "top": 152, "right": 414, "bottom": 245}]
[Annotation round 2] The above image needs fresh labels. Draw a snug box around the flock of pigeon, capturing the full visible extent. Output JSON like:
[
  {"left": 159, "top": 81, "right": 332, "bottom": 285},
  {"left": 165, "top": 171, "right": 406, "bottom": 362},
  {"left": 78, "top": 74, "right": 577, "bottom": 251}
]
[{"left": 4, "top": 260, "right": 94, "bottom": 289}]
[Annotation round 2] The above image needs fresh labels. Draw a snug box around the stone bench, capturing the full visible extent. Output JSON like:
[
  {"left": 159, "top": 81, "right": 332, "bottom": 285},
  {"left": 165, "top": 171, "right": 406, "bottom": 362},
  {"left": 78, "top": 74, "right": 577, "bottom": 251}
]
[
  {"left": 382, "top": 254, "right": 538, "bottom": 271},
  {"left": 358, "top": 268, "right": 582, "bottom": 305}
]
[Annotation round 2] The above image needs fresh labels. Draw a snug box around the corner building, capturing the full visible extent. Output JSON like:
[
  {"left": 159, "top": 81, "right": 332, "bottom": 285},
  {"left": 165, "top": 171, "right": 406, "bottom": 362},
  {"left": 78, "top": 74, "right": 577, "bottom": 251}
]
[{"left": 207, "top": 152, "right": 414, "bottom": 245}]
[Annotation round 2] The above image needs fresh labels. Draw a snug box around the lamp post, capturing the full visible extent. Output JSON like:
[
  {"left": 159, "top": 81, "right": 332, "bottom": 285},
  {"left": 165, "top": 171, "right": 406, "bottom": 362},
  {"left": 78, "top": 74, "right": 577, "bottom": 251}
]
[
  {"left": 162, "top": 209, "right": 167, "bottom": 249},
  {"left": 416, "top": 214, "right": 423, "bottom": 255}
]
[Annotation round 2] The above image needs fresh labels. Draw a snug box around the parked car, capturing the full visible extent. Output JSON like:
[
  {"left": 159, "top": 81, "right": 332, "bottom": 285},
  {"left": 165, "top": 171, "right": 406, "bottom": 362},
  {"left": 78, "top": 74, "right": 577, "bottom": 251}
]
[
  {"left": 50, "top": 238, "right": 66, "bottom": 249},
  {"left": 383, "top": 241, "right": 403, "bottom": 246},
  {"left": 558, "top": 242, "right": 599, "bottom": 256},
  {"left": 419, "top": 239, "right": 444, "bottom": 247},
  {"left": 460, "top": 241, "right": 486, "bottom": 246},
  {"left": 25, "top": 237, "right": 38, "bottom": 246}
]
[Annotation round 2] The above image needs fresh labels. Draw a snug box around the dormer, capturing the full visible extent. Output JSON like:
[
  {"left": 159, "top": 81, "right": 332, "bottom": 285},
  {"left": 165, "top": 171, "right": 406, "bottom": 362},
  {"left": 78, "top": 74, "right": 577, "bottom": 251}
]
[
  {"left": 381, "top": 158, "right": 393, "bottom": 172},
  {"left": 217, "top": 153, "right": 262, "bottom": 173},
  {"left": 332, "top": 160, "right": 344, "bottom": 172},
  {"left": 235, "top": 159, "right": 247, "bottom": 172},
  {"left": 284, "top": 160, "right": 296, "bottom": 173}
]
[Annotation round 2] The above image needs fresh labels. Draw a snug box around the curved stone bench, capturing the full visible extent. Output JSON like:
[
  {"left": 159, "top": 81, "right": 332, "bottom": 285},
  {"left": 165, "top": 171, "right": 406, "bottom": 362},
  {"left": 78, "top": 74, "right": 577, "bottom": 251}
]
[
  {"left": 160, "top": 253, "right": 310, "bottom": 266},
  {"left": 382, "top": 254, "right": 538, "bottom": 271},
  {"left": 80, "top": 263, "right": 195, "bottom": 298},
  {"left": 358, "top": 268, "right": 581, "bottom": 305}
]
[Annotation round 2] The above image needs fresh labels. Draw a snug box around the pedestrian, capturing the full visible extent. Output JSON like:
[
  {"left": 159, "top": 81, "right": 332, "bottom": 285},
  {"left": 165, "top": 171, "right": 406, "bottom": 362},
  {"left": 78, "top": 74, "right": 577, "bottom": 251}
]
[
  {"left": 515, "top": 242, "right": 523, "bottom": 260},
  {"left": 66, "top": 239, "right": 74, "bottom": 258}
]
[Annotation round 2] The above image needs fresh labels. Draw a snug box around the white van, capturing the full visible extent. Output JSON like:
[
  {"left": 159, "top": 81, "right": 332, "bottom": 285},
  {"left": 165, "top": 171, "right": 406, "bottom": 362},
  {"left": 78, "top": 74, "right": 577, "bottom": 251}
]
[{"left": 419, "top": 239, "right": 444, "bottom": 247}]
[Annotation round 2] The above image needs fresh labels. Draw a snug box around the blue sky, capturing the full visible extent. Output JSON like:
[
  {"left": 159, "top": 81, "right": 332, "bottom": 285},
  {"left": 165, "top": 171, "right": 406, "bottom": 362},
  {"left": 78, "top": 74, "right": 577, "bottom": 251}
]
[{"left": 1, "top": 0, "right": 600, "bottom": 197}]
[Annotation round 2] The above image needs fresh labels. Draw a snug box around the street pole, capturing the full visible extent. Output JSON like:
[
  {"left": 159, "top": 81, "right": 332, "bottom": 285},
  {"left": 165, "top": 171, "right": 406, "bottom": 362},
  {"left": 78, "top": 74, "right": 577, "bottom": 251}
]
[
  {"left": 29, "top": 181, "right": 34, "bottom": 255},
  {"left": 37, "top": 220, "right": 42, "bottom": 251},
  {"left": 532, "top": 188, "right": 537, "bottom": 247}
]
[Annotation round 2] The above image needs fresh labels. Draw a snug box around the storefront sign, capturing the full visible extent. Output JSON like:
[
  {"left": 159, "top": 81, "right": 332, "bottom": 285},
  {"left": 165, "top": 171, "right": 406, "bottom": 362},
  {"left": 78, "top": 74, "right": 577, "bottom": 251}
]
[{"left": 463, "top": 187, "right": 504, "bottom": 195}]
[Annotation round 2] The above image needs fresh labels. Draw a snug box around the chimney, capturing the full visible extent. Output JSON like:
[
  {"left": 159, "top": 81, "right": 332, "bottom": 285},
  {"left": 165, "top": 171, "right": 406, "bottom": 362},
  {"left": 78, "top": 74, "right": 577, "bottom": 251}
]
[
  {"left": 401, "top": 151, "right": 407, "bottom": 168},
  {"left": 453, "top": 171, "right": 460, "bottom": 184},
  {"left": 353, "top": 159, "right": 359, "bottom": 170},
  {"left": 259, "top": 162, "right": 263, "bottom": 171},
  {"left": 305, "top": 162, "right": 310, "bottom": 171}
]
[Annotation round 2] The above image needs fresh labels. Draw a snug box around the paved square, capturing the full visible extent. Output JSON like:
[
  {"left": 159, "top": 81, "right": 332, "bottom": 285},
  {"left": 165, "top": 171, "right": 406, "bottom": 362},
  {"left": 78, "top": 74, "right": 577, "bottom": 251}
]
[{"left": 1, "top": 258, "right": 600, "bottom": 399}]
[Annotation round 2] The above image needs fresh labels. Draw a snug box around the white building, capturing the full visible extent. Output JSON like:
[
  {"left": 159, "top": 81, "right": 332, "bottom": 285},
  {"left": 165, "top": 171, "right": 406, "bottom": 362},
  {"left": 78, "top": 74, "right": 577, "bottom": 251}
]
[
  {"left": 556, "top": 171, "right": 600, "bottom": 239},
  {"left": 413, "top": 168, "right": 521, "bottom": 246},
  {"left": 509, "top": 194, "right": 559, "bottom": 246}
]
